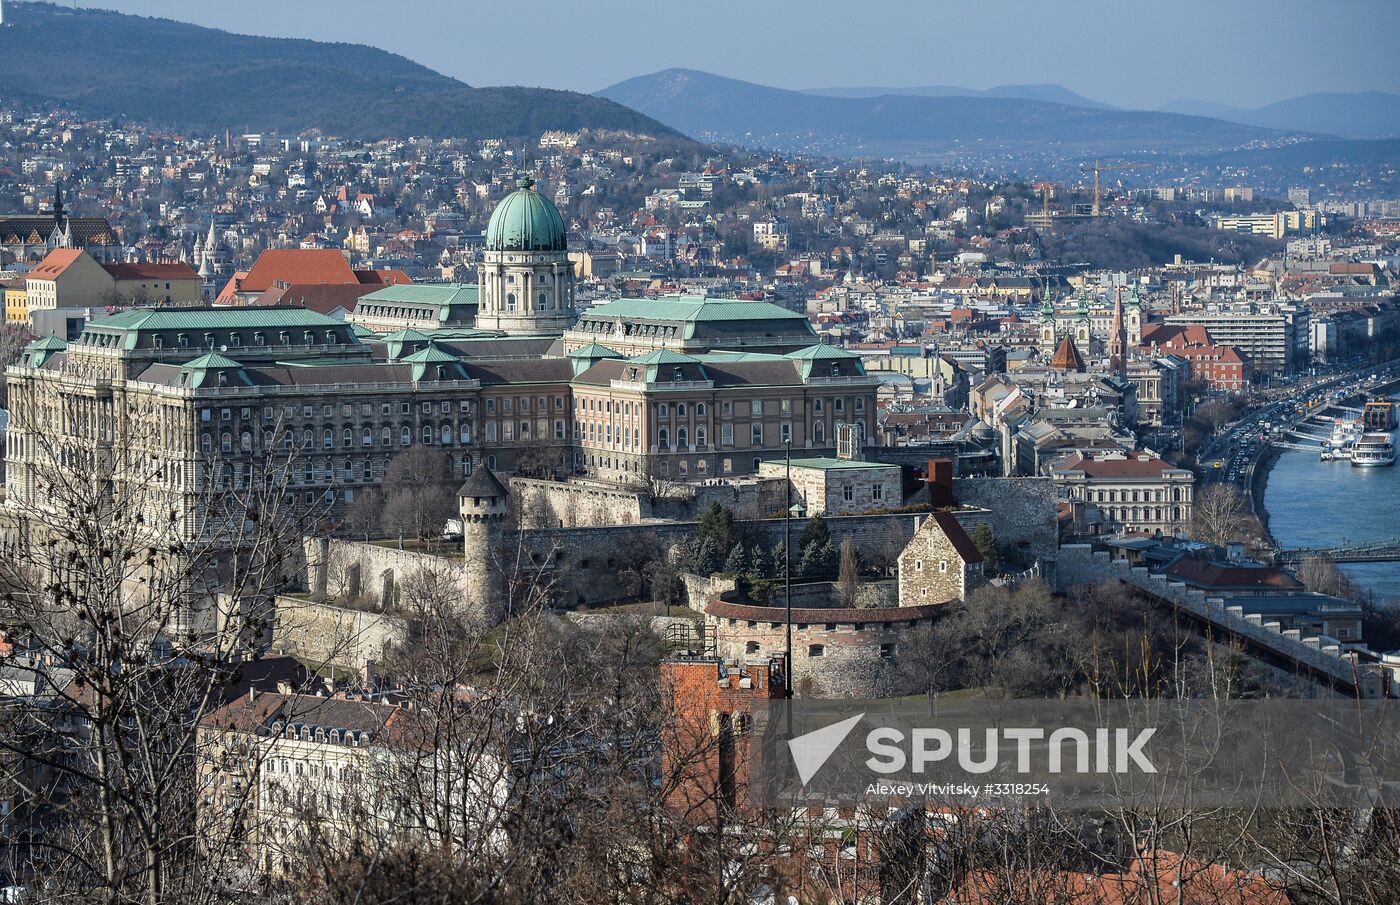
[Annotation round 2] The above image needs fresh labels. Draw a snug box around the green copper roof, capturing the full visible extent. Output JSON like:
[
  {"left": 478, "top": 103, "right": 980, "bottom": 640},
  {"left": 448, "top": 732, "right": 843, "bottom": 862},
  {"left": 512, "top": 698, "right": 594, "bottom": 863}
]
[
  {"left": 180, "top": 351, "right": 251, "bottom": 388},
  {"left": 581, "top": 296, "right": 809, "bottom": 324},
  {"left": 627, "top": 349, "right": 700, "bottom": 365},
  {"left": 181, "top": 351, "right": 245, "bottom": 369},
  {"left": 381, "top": 328, "right": 431, "bottom": 344},
  {"left": 567, "top": 342, "right": 622, "bottom": 358},
  {"left": 360, "top": 283, "right": 480, "bottom": 307},
  {"left": 485, "top": 176, "right": 567, "bottom": 252},
  {"left": 27, "top": 335, "right": 67, "bottom": 351},
  {"left": 399, "top": 342, "right": 460, "bottom": 364},
  {"left": 783, "top": 457, "right": 895, "bottom": 471},
  {"left": 88, "top": 307, "right": 346, "bottom": 331},
  {"left": 786, "top": 343, "right": 861, "bottom": 361}
]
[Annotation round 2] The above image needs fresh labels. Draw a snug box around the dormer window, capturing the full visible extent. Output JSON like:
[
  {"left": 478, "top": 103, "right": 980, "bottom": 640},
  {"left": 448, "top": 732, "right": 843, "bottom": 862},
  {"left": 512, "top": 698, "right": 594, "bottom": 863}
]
[
  {"left": 229, "top": 333, "right": 241, "bottom": 347},
  {"left": 830, "top": 363, "right": 841, "bottom": 376},
  {"left": 326, "top": 330, "right": 337, "bottom": 345},
  {"left": 672, "top": 367, "right": 683, "bottom": 381},
  {"left": 177, "top": 334, "right": 189, "bottom": 349},
  {"left": 217, "top": 371, "right": 228, "bottom": 387},
  {"left": 153, "top": 336, "right": 164, "bottom": 349},
  {"left": 279, "top": 331, "right": 289, "bottom": 345},
  {"left": 203, "top": 333, "right": 215, "bottom": 348},
  {"left": 254, "top": 332, "right": 265, "bottom": 346},
  {"left": 303, "top": 331, "right": 315, "bottom": 345}
]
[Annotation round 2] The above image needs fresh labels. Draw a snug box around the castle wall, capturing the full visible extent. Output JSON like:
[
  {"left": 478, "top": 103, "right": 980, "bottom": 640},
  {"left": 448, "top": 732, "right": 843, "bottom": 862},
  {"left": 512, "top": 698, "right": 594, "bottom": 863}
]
[{"left": 270, "top": 595, "right": 408, "bottom": 670}]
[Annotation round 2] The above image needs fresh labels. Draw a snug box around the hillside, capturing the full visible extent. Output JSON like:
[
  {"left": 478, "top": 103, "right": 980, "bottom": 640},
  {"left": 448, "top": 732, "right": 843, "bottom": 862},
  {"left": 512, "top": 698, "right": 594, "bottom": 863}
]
[
  {"left": 599, "top": 69, "right": 1299, "bottom": 160},
  {"left": 0, "top": 2, "right": 677, "bottom": 140},
  {"left": 804, "top": 82, "right": 1113, "bottom": 110},
  {"left": 1163, "top": 92, "right": 1400, "bottom": 141}
]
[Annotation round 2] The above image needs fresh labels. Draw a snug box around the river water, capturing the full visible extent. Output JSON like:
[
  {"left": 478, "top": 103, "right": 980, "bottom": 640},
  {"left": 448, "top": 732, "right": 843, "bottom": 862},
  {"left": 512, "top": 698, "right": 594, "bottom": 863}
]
[{"left": 1262, "top": 392, "right": 1400, "bottom": 604}]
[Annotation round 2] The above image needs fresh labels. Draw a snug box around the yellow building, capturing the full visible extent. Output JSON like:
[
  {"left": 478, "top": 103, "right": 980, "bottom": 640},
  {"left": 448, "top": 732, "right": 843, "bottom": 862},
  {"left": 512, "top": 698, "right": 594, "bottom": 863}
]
[{"left": 3, "top": 281, "right": 26, "bottom": 324}]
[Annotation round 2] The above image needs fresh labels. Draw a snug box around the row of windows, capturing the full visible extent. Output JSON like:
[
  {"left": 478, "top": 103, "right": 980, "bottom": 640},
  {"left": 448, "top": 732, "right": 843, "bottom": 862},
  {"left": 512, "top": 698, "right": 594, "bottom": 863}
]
[
  {"left": 201, "top": 400, "right": 475, "bottom": 422},
  {"left": 156, "top": 329, "right": 344, "bottom": 351}
]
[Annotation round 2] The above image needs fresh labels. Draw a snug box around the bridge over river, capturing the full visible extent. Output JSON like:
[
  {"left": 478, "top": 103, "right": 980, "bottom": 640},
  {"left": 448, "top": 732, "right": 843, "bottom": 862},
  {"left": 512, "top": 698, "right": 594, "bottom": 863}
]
[{"left": 1274, "top": 538, "right": 1400, "bottom": 565}]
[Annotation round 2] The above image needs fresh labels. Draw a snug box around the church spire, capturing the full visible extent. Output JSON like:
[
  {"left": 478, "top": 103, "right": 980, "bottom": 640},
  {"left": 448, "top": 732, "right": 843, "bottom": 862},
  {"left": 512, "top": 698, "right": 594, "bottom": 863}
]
[
  {"left": 1108, "top": 288, "right": 1127, "bottom": 376},
  {"left": 52, "top": 179, "right": 65, "bottom": 226}
]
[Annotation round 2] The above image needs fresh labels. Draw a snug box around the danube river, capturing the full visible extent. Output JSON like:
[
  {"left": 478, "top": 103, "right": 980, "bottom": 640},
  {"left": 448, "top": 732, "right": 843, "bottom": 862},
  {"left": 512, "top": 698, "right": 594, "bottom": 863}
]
[{"left": 1262, "top": 395, "right": 1400, "bottom": 604}]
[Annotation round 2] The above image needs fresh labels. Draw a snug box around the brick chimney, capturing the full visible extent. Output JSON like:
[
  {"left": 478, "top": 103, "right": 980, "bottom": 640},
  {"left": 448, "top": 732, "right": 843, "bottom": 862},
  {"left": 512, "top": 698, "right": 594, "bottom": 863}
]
[{"left": 927, "top": 458, "right": 955, "bottom": 508}]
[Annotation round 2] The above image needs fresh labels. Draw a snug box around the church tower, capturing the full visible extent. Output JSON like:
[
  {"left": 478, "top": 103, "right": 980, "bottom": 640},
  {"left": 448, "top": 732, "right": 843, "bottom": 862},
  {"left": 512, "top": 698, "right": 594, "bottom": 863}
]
[
  {"left": 475, "top": 174, "right": 576, "bottom": 335},
  {"left": 1124, "top": 289, "right": 1144, "bottom": 347},
  {"left": 1108, "top": 289, "right": 1127, "bottom": 376},
  {"left": 1074, "top": 294, "right": 1092, "bottom": 348},
  {"left": 1038, "top": 292, "right": 1058, "bottom": 358}
]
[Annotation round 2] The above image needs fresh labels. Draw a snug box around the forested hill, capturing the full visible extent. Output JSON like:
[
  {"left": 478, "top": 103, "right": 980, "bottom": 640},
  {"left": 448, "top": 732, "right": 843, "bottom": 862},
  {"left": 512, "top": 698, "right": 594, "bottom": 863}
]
[{"left": 0, "top": 3, "right": 678, "bottom": 141}]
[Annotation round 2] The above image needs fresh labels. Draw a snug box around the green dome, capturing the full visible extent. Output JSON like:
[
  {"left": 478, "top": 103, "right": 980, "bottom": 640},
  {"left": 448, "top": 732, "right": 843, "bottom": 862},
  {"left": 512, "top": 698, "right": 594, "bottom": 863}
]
[{"left": 485, "top": 175, "right": 567, "bottom": 252}]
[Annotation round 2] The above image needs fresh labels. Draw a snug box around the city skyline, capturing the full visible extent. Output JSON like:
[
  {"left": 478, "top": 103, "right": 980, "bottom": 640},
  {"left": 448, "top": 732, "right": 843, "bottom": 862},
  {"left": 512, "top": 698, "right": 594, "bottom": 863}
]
[{"left": 75, "top": 0, "right": 1400, "bottom": 110}]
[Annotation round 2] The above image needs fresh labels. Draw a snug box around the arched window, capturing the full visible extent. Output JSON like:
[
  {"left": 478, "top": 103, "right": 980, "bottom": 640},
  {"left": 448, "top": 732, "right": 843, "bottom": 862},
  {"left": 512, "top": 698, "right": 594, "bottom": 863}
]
[
  {"left": 696, "top": 426, "right": 708, "bottom": 447},
  {"left": 400, "top": 426, "right": 411, "bottom": 446},
  {"left": 201, "top": 433, "right": 211, "bottom": 453},
  {"left": 220, "top": 432, "right": 232, "bottom": 453},
  {"left": 677, "top": 427, "right": 689, "bottom": 448},
  {"left": 506, "top": 293, "right": 517, "bottom": 311},
  {"left": 381, "top": 427, "right": 391, "bottom": 445},
  {"left": 302, "top": 429, "right": 313, "bottom": 448},
  {"left": 241, "top": 431, "right": 252, "bottom": 452},
  {"left": 441, "top": 425, "right": 452, "bottom": 444},
  {"left": 658, "top": 427, "right": 670, "bottom": 449},
  {"left": 538, "top": 291, "right": 548, "bottom": 310},
  {"left": 460, "top": 424, "right": 471, "bottom": 444},
  {"left": 658, "top": 403, "right": 669, "bottom": 418},
  {"left": 322, "top": 429, "right": 333, "bottom": 448},
  {"left": 362, "top": 427, "right": 372, "bottom": 446},
  {"left": 422, "top": 425, "right": 433, "bottom": 444},
  {"left": 677, "top": 403, "right": 687, "bottom": 417},
  {"left": 342, "top": 428, "right": 353, "bottom": 448},
  {"left": 696, "top": 403, "right": 706, "bottom": 416},
  {"left": 814, "top": 399, "right": 824, "bottom": 412},
  {"left": 813, "top": 421, "right": 825, "bottom": 443}
]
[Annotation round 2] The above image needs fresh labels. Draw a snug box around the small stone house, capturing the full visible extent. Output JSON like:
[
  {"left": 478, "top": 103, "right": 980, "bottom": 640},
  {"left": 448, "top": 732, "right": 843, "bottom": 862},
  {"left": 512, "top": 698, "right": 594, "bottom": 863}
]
[
  {"left": 897, "top": 511, "right": 985, "bottom": 606},
  {"left": 757, "top": 456, "right": 901, "bottom": 516}
]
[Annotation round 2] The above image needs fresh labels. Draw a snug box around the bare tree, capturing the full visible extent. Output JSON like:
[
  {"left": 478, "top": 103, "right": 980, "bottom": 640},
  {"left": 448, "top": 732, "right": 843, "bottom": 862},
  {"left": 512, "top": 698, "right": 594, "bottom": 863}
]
[
  {"left": 1189, "top": 483, "right": 1254, "bottom": 547},
  {"left": 837, "top": 536, "right": 860, "bottom": 607},
  {"left": 379, "top": 447, "right": 456, "bottom": 543}
]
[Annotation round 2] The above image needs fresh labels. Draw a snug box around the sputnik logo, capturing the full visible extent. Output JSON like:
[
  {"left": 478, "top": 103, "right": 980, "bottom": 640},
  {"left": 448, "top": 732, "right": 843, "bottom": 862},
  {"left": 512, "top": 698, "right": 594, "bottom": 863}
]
[{"left": 787, "top": 713, "right": 865, "bottom": 785}]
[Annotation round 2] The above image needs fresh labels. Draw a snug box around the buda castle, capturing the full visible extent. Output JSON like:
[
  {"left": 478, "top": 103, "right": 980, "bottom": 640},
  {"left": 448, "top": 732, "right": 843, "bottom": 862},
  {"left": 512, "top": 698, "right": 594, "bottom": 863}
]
[{"left": 5, "top": 175, "right": 878, "bottom": 539}]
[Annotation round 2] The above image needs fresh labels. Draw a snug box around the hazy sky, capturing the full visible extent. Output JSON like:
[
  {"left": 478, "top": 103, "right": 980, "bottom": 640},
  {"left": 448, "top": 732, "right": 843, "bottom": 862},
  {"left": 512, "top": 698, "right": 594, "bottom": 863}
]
[{"left": 81, "top": 0, "right": 1398, "bottom": 109}]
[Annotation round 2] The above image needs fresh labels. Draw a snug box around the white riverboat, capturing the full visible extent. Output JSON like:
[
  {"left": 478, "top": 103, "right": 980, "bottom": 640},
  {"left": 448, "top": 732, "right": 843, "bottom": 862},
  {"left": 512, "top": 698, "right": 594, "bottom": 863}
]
[{"left": 1352, "top": 432, "right": 1396, "bottom": 468}]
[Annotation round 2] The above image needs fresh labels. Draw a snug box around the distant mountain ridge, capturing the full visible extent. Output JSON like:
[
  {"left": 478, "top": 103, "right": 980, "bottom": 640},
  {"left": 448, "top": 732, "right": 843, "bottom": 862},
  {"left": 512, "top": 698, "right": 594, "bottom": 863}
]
[
  {"left": 598, "top": 68, "right": 1297, "bottom": 160},
  {"left": 1161, "top": 92, "right": 1400, "bottom": 140},
  {"left": 803, "top": 82, "right": 1114, "bottom": 110},
  {"left": 0, "top": 2, "right": 677, "bottom": 140}
]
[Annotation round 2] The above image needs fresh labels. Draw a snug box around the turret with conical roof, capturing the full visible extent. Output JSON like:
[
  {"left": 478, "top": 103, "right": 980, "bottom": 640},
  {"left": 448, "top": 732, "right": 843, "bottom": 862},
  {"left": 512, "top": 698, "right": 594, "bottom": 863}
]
[
  {"left": 475, "top": 171, "right": 576, "bottom": 337},
  {"left": 457, "top": 466, "right": 508, "bottom": 624}
]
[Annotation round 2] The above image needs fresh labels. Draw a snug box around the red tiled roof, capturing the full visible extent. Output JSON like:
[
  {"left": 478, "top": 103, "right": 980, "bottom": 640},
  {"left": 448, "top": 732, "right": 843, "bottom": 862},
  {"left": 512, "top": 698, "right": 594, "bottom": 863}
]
[
  {"left": 355, "top": 268, "right": 413, "bottom": 286},
  {"left": 929, "top": 511, "right": 984, "bottom": 564},
  {"left": 1054, "top": 453, "right": 1184, "bottom": 479},
  {"left": 29, "top": 248, "right": 87, "bottom": 278},
  {"left": 1164, "top": 558, "right": 1304, "bottom": 591},
  {"left": 1050, "top": 336, "right": 1086, "bottom": 371},
  {"left": 241, "top": 249, "right": 357, "bottom": 293},
  {"left": 255, "top": 282, "right": 379, "bottom": 316}
]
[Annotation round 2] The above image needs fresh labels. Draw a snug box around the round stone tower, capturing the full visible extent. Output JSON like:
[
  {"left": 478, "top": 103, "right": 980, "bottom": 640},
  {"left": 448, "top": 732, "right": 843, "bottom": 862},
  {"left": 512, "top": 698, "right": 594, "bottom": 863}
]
[
  {"left": 457, "top": 466, "right": 509, "bottom": 624},
  {"left": 475, "top": 174, "right": 576, "bottom": 336}
]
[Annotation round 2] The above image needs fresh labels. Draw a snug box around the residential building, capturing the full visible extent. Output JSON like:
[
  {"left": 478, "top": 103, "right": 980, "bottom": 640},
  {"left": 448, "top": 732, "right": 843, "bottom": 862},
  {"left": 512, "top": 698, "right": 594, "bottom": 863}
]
[
  {"left": 757, "top": 457, "right": 900, "bottom": 516},
  {"left": 896, "top": 511, "right": 986, "bottom": 605},
  {"left": 1052, "top": 451, "right": 1195, "bottom": 536}
]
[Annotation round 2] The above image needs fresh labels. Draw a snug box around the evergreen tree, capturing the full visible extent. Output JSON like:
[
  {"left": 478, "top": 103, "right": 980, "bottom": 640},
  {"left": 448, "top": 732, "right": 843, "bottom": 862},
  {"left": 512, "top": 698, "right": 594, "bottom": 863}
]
[
  {"left": 771, "top": 540, "right": 788, "bottom": 578},
  {"left": 799, "top": 539, "right": 839, "bottom": 580},
  {"left": 749, "top": 544, "right": 769, "bottom": 578},
  {"left": 971, "top": 523, "right": 1000, "bottom": 572},
  {"left": 696, "top": 502, "right": 738, "bottom": 554},
  {"left": 723, "top": 543, "right": 747, "bottom": 576},
  {"left": 691, "top": 536, "right": 720, "bottom": 576},
  {"left": 798, "top": 514, "right": 830, "bottom": 553}
]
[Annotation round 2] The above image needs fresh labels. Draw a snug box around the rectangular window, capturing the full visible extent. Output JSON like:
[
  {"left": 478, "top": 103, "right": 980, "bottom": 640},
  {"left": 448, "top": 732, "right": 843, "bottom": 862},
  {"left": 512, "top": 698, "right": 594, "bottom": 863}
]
[
  {"left": 750, "top": 400, "right": 763, "bottom": 416},
  {"left": 751, "top": 423, "right": 763, "bottom": 445}
]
